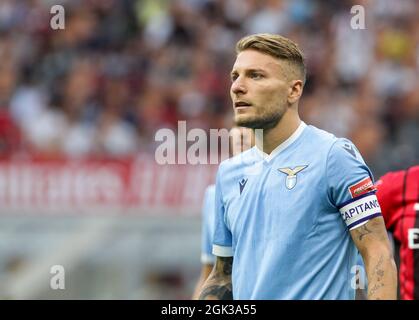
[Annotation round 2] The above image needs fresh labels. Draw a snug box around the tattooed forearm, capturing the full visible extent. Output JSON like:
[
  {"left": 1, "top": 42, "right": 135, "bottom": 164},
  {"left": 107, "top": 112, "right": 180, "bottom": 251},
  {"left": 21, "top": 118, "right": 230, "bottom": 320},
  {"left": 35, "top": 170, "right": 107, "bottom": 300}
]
[
  {"left": 355, "top": 225, "right": 372, "bottom": 241},
  {"left": 366, "top": 254, "right": 397, "bottom": 299},
  {"left": 351, "top": 218, "right": 397, "bottom": 299},
  {"left": 222, "top": 257, "right": 233, "bottom": 276},
  {"left": 373, "top": 255, "right": 384, "bottom": 279},
  {"left": 369, "top": 283, "right": 385, "bottom": 297},
  {"left": 199, "top": 284, "right": 232, "bottom": 300},
  {"left": 199, "top": 257, "right": 233, "bottom": 300},
  {"left": 368, "top": 255, "right": 385, "bottom": 298}
]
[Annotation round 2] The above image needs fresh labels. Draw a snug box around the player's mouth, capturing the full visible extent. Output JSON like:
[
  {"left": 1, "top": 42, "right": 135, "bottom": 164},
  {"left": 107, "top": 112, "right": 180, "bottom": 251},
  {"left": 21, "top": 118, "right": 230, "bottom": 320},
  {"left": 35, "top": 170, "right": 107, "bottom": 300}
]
[{"left": 234, "top": 101, "right": 252, "bottom": 110}]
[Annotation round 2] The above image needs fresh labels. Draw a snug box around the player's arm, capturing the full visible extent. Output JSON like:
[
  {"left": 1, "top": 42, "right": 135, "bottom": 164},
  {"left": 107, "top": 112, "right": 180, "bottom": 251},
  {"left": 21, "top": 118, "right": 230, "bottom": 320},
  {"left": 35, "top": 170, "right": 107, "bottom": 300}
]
[
  {"left": 350, "top": 216, "right": 397, "bottom": 300},
  {"left": 327, "top": 139, "right": 397, "bottom": 299},
  {"left": 192, "top": 263, "right": 214, "bottom": 299},
  {"left": 192, "top": 185, "right": 216, "bottom": 299},
  {"left": 199, "top": 166, "right": 233, "bottom": 300},
  {"left": 198, "top": 256, "right": 233, "bottom": 300}
]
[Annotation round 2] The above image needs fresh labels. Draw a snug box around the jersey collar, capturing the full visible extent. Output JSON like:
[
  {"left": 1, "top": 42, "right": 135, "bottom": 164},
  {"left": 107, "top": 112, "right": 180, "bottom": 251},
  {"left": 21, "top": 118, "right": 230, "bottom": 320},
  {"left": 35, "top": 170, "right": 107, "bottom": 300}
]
[{"left": 253, "top": 121, "right": 307, "bottom": 163}]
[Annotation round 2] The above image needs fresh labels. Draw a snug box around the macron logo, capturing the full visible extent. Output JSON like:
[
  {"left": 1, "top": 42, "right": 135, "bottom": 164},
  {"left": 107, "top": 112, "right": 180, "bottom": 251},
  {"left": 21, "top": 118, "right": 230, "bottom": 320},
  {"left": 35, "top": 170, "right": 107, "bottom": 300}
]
[
  {"left": 343, "top": 144, "right": 356, "bottom": 158},
  {"left": 239, "top": 178, "right": 248, "bottom": 195}
]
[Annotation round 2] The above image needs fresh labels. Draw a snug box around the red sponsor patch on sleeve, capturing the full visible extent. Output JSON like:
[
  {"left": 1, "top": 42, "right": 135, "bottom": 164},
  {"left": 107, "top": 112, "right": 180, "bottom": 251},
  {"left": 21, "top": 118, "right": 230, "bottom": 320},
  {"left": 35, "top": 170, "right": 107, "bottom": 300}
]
[{"left": 348, "top": 177, "right": 376, "bottom": 198}]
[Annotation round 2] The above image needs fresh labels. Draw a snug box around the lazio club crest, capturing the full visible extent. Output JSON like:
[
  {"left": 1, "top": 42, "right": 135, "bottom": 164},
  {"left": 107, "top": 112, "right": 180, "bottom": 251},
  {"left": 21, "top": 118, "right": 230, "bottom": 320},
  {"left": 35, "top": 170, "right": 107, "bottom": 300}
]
[{"left": 278, "top": 165, "right": 308, "bottom": 190}]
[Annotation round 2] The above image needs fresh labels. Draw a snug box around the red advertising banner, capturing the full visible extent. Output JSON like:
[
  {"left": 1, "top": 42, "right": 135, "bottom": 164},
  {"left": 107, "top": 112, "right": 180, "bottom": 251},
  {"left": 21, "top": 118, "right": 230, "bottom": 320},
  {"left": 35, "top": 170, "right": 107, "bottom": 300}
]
[{"left": 0, "top": 156, "right": 218, "bottom": 215}]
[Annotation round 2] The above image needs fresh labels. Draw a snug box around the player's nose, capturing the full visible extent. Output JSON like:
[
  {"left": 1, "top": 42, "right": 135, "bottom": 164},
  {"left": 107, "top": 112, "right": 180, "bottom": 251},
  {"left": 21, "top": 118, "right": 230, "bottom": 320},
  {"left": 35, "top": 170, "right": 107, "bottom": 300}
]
[{"left": 231, "top": 77, "right": 247, "bottom": 95}]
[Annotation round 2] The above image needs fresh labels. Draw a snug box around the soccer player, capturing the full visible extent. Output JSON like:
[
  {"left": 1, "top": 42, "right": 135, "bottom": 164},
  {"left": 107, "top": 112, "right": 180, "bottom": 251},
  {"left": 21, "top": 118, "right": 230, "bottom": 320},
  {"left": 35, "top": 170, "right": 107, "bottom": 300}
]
[
  {"left": 375, "top": 165, "right": 419, "bottom": 299},
  {"left": 192, "top": 126, "right": 254, "bottom": 299},
  {"left": 198, "top": 34, "right": 397, "bottom": 300}
]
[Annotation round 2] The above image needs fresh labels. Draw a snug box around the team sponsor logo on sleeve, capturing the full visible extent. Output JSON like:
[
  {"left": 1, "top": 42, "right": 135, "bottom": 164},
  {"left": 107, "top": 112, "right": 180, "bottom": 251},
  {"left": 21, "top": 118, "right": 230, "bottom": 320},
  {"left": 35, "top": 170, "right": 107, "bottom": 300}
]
[
  {"left": 348, "top": 177, "right": 376, "bottom": 198},
  {"left": 339, "top": 193, "right": 382, "bottom": 230}
]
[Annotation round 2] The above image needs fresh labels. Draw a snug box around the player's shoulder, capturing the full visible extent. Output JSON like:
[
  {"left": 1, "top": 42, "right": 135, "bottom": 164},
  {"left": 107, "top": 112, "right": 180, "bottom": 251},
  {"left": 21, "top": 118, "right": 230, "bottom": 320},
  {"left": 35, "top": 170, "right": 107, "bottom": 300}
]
[
  {"left": 304, "top": 124, "right": 340, "bottom": 147},
  {"left": 308, "top": 125, "right": 358, "bottom": 154},
  {"left": 408, "top": 165, "right": 419, "bottom": 177},
  {"left": 305, "top": 124, "right": 351, "bottom": 154},
  {"left": 378, "top": 165, "right": 419, "bottom": 186},
  {"left": 378, "top": 169, "right": 404, "bottom": 183},
  {"left": 305, "top": 125, "right": 367, "bottom": 168}
]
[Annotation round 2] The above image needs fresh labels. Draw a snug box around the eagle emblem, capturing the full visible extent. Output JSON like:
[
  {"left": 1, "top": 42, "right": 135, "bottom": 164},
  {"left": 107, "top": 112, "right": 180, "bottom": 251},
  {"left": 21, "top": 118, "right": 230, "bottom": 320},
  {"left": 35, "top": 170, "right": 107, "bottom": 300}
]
[{"left": 278, "top": 165, "right": 308, "bottom": 189}]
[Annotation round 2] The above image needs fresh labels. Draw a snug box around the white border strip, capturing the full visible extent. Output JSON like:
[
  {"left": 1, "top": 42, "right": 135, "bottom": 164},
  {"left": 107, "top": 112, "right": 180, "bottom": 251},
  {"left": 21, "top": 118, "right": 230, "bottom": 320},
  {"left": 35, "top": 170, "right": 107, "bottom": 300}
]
[
  {"left": 254, "top": 122, "right": 307, "bottom": 162},
  {"left": 212, "top": 244, "right": 233, "bottom": 257}
]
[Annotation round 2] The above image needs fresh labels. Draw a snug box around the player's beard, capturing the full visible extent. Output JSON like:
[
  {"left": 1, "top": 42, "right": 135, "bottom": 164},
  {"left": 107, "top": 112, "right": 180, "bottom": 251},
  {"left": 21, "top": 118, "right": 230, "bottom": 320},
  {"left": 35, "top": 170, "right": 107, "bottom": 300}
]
[{"left": 235, "top": 105, "right": 286, "bottom": 130}]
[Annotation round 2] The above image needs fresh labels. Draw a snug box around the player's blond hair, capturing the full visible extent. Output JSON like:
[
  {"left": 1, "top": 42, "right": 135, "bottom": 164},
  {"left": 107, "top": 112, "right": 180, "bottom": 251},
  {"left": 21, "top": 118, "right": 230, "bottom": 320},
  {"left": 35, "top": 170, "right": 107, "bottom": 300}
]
[{"left": 236, "top": 33, "right": 306, "bottom": 84}]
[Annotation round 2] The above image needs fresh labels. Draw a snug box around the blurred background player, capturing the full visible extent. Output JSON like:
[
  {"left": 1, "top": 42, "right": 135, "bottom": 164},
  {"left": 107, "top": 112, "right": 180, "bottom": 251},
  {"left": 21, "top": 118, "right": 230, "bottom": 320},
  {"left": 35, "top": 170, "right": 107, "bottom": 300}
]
[
  {"left": 375, "top": 165, "right": 419, "bottom": 300},
  {"left": 192, "top": 126, "right": 254, "bottom": 299}
]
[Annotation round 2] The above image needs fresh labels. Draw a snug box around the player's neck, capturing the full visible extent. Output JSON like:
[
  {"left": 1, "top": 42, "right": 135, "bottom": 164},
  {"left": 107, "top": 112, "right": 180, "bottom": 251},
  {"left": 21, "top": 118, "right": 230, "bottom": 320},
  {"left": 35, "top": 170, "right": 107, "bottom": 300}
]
[{"left": 255, "top": 110, "right": 301, "bottom": 155}]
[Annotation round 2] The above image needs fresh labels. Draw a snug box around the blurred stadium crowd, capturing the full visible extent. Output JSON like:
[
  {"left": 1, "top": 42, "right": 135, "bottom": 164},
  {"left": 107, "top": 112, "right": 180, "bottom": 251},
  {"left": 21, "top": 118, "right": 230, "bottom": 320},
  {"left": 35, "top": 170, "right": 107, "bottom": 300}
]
[{"left": 0, "top": 0, "right": 418, "bottom": 175}]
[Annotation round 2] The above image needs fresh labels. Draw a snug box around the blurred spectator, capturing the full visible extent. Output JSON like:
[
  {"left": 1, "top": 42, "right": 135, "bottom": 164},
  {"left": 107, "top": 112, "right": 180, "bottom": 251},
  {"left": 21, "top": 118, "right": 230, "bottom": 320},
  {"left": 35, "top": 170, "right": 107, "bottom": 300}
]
[{"left": 0, "top": 0, "right": 416, "bottom": 176}]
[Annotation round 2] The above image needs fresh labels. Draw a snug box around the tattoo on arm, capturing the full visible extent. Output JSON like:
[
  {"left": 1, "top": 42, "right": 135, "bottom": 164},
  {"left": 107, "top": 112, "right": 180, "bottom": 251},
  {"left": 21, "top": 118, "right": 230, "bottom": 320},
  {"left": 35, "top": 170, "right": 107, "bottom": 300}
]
[
  {"left": 374, "top": 255, "right": 385, "bottom": 279},
  {"left": 369, "top": 283, "right": 384, "bottom": 297},
  {"left": 351, "top": 217, "right": 397, "bottom": 299},
  {"left": 355, "top": 224, "right": 372, "bottom": 241},
  {"left": 199, "top": 284, "right": 233, "bottom": 300},
  {"left": 199, "top": 257, "right": 233, "bottom": 300},
  {"left": 222, "top": 258, "right": 232, "bottom": 276},
  {"left": 369, "top": 255, "right": 385, "bottom": 298}
]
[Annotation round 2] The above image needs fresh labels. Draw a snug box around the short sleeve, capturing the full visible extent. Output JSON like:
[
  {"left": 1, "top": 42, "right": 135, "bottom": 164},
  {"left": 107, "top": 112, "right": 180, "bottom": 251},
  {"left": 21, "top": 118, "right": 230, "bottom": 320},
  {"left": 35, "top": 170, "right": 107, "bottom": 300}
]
[
  {"left": 212, "top": 166, "right": 233, "bottom": 257},
  {"left": 327, "top": 139, "right": 382, "bottom": 230},
  {"left": 200, "top": 185, "right": 216, "bottom": 264}
]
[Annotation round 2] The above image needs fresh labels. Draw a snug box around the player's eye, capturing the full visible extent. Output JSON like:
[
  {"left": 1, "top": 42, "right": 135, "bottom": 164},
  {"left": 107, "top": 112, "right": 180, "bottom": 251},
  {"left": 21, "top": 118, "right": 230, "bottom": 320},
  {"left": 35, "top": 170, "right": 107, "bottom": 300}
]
[
  {"left": 231, "top": 73, "right": 238, "bottom": 82},
  {"left": 250, "top": 72, "right": 263, "bottom": 80}
]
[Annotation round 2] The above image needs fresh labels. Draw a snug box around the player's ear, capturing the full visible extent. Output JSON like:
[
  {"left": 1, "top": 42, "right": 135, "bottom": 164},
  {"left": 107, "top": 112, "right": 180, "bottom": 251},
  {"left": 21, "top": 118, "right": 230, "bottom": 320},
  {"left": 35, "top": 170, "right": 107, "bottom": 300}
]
[{"left": 288, "top": 79, "right": 303, "bottom": 105}]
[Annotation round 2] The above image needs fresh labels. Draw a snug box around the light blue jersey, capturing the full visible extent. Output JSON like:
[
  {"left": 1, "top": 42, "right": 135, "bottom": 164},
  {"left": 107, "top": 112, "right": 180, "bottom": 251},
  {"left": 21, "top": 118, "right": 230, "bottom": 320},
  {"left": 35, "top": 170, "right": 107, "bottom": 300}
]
[
  {"left": 212, "top": 122, "right": 381, "bottom": 300},
  {"left": 201, "top": 184, "right": 216, "bottom": 264}
]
